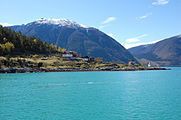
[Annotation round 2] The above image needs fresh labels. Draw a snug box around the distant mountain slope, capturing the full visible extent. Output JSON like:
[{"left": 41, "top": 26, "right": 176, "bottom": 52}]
[
  {"left": 0, "top": 26, "right": 61, "bottom": 56},
  {"left": 10, "top": 18, "right": 136, "bottom": 63},
  {"left": 128, "top": 35, "right": 181, "bottom": 66}
]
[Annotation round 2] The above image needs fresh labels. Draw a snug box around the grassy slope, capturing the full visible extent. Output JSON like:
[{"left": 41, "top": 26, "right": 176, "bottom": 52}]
[{"left": 0, "top": 55, "right": 145, "bottom": 69}]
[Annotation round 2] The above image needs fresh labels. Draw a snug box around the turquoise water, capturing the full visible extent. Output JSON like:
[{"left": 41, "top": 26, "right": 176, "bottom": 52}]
[{"left": 0, "top": 68, "right": 181, "bottom": 120}]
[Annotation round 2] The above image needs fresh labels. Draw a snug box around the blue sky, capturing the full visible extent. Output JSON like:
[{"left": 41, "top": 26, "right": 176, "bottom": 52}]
[{"left": 0, "top": 0, "right": 180, "bottom": 48}]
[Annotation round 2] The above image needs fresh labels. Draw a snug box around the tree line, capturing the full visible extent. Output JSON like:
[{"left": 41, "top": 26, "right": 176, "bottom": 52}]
[{"left": 0, "top": 26, "right": 65, "bottom": 56}]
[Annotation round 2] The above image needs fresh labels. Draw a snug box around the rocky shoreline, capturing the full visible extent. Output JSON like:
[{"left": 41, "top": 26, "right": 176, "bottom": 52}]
[{"left": 0, "top": 67, "right": 168, "bottom": 73}]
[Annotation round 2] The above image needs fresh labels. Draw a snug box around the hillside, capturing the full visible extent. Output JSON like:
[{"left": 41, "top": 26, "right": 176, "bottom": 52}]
[
  {"left": 10, "top": 18, "right": 136, "bottom": 63},
  {"left": 129, "top": 35, "right": 181, "bottom": 66},
  {"left": 0, "top": 25, "right": 63, "bottom": 56}
]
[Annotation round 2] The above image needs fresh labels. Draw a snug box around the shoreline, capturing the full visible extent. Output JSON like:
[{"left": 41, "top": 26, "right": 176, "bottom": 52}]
[{"left": 0, "top": 67, "right": 169, "bottom": 73}]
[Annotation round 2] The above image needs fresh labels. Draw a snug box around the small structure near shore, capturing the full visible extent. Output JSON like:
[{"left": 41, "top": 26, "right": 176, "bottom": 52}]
[{"left": 148, "top": 62, "right": 151, "bottom": 67}]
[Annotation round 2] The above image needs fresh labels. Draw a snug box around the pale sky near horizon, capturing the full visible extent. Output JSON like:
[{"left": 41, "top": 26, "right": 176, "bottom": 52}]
[{"left": 0, "top": 0, "right": 180, "bottom": 48}]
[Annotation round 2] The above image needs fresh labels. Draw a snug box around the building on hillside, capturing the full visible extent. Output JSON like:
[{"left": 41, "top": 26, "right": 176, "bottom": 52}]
[
  {"left": 81, "top": 56, "right": 95, "bottom": 62},
  {"left": 94, "top": 57, "right": 103, "bottom": 63},
  {"left": 81, "top": 56, "right": 90, "bottom": 62},
  {"left": 62, "top": 54, "right": 73, "bottom": 58},
  {"left": 62, "top": 51, "right": 78, "bottom": 58},
  {"left": 82, "top": 58, "right": 89, "bottom": 61}
]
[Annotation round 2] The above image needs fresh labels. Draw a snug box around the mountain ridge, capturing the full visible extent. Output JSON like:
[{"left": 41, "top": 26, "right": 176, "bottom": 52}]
[
  {"left": 10, "top": 18, "right": 137, "bottom": 63},
  {"left": 128, "top": 35, "right": 181, "bottom": 66}
]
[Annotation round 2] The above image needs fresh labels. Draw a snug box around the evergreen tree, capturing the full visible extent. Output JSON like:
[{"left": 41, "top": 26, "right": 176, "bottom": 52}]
[{"left": 0, "top": 26, "right": 65, "bottom": 56}]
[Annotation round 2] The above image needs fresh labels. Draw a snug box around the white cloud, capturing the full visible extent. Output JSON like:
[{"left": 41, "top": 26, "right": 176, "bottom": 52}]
[
  {"left": 126, "top": 38, "right": 140, "bottom": 43},
  {"left": 123, "top": 40, "right": 161, "bottom": 49},
  {"left": 138, "top": 13, "right": 152, "bottom": 19},
  {"left": 101, "top": 17, "right": 116, "bottom": 24},
  {"left": 123, "top": 35, "right": 175, "bottom": 49},
  {"left": 152, "top": 0, "right": 169, "bottom": 5},
  {"left": 0, "top": 22, "right": 13, "bottom": 26},
  {"left": 124, "top": 34, "right": 148, "bottom": 48},
  {"left": 125, "top": 34, "right": 148, "bottom": 43},
  {"left": 123, "top": 42, "right": 148, "bottom": 49},
  {"left": 99, "top": 25, "right": 106, "bottom": 29}
]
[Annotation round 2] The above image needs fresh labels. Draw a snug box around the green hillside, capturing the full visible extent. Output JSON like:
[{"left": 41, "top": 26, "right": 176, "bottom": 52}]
[{"left": 0, "top": 26, "right": 64, "bottom": 56}]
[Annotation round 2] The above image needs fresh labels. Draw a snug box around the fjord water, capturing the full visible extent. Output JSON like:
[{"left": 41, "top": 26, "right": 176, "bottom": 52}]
[{"left": 0, "top": 68, "right": 181, "bottom": 120}]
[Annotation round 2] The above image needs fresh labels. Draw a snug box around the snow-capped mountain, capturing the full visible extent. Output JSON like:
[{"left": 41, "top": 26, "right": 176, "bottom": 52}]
[
  {"left": 9, "top": 18, "right": 137, "bottom": 63},
  {"left": 28, "top": 18, "right": 89, "bottom": 28}
]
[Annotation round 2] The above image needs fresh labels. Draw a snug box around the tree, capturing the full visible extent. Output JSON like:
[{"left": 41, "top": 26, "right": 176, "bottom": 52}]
[
  {"left": 0, "top": 42, "right": 14, "bottom": 54},
  {"left": 0, "top": 26, "right": 64, "bottom": 55},
  {"left": 4, "top": 42, "right": 15, "bottom": 53}
]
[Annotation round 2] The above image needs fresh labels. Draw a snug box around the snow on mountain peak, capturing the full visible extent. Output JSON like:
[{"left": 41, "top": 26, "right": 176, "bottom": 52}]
[{"left": 33, "top": 18, "right": 90, "bottom": 28}]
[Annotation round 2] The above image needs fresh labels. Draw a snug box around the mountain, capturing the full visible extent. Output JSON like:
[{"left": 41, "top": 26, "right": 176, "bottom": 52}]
[
  {"left": 128, "top": 35, "right": 181, "bottom": 66},
  {"left": 9, "top": 18, "right": 136, "bottom": 63},
  {"left": 0, "top": 25, "right": 62, "bottom": 56}
]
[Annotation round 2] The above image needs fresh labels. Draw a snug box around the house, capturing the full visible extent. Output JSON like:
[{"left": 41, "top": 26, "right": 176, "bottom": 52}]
[
  {"left": 81, "top": 56, "right": 95, "bottom": 62},
  {"left": 81, "top": 56, "right": 89, "bottom": 61},
  {"left": 62, "top": 54, "right": 73, "bottom": 58},
  {"left": 82, "top": 58, "right": 89, "bottom": 61},
  {"left": 62, "top": 51, "right": 77, "bottom": 58}
]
